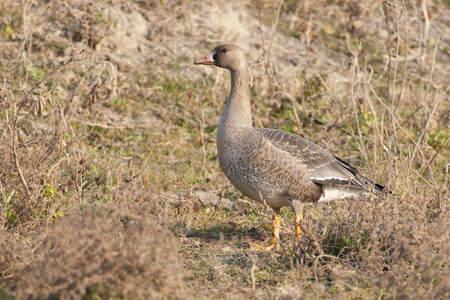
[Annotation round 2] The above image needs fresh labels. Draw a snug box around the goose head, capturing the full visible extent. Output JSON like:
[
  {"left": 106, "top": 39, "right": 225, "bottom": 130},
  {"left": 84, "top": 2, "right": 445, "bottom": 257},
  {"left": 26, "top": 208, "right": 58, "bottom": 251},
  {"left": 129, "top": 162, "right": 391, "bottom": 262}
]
[{"left": 194, "top": 44, "right": 247, "bottom": 71}]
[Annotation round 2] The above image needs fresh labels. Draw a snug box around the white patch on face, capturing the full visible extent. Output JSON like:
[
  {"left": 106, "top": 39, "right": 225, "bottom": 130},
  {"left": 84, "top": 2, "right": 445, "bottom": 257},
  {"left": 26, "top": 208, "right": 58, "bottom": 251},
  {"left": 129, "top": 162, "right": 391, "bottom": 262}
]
[{"left": 207, "top": 50, "right": 215, "bottom": 61}]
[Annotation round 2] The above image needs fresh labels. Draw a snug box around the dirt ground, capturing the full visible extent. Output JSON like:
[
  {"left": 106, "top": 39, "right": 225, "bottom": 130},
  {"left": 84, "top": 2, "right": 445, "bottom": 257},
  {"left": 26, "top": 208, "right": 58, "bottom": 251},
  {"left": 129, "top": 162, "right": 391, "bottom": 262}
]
[{"left": 0, "top": 0, "right": 449, "bottom": 299}]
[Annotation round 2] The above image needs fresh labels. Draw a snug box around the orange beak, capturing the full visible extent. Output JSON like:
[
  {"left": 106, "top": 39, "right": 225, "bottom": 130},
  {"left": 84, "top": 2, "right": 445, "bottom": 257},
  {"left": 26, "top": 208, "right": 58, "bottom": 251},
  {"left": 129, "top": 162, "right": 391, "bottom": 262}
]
[{"left": 193, "top": 50, "right": 215, "bottom": 65}]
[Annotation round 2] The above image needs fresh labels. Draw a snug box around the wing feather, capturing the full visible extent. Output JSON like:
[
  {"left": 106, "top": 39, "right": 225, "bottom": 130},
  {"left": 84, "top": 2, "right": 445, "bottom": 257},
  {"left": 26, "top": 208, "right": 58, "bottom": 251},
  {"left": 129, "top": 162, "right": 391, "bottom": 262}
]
[{"left": 255, "top": 128, "right": 383, "bottom": 192}]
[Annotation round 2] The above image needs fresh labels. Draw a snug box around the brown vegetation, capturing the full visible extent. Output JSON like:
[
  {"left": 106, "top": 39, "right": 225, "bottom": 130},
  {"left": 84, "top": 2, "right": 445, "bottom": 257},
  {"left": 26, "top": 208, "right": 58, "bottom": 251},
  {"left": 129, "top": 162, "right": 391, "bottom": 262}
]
[{"left": 0, "top": 0, "right": 449, "bottom": 298}]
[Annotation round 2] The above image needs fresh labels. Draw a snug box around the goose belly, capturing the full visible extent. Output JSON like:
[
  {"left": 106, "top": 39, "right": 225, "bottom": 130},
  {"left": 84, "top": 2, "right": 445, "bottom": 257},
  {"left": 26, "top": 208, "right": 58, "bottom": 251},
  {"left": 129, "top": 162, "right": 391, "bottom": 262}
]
[{"left": 218, "top": 150, "right": 291, "bottom": 208}]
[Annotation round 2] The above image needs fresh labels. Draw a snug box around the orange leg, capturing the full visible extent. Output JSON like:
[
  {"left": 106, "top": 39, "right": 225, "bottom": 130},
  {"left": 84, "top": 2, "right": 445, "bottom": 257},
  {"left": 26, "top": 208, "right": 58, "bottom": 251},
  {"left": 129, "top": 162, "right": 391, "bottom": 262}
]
[
  {"left": 294, "top": 213, "right": 303, "bottom": 248},
  {"left": 249, "top": 208, "right": 281, "bottom": 251}
]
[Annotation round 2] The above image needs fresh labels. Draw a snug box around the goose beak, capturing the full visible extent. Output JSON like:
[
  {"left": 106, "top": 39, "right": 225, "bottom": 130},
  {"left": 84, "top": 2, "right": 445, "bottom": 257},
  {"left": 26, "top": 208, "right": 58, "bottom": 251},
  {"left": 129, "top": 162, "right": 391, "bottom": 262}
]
[{"left": 193, "top": 50, "right": 215, "bottom": 65}]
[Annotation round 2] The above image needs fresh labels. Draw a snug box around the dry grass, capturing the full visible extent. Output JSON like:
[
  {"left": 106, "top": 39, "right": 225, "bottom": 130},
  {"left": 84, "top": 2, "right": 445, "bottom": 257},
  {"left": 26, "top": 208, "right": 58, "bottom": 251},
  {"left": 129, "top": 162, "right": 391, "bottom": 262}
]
[
  {"left": 1, "top": 200, "right": 185, "bottom": 299},
  {"left": 0, "top": 0, "right": 449, "bottom": 298}
]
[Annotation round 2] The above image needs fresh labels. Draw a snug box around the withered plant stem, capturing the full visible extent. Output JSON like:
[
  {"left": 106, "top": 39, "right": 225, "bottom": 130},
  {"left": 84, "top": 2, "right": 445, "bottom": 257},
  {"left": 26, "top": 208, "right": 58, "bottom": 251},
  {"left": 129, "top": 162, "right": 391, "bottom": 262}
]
[
  {"left": 131, "top": 114, "right": 172, "bottom": 181},
  {"left": 350, "top": 43, "right": 372, "bottom": 181},
  {"left": 187, "top": 95, "right": 207, "bottom": 177},
  {"left": 13, "top": 49, "right": 85, "bottom": 127},
  {"left": 9, "top": 49, "right": 84, "bottom": 198}
]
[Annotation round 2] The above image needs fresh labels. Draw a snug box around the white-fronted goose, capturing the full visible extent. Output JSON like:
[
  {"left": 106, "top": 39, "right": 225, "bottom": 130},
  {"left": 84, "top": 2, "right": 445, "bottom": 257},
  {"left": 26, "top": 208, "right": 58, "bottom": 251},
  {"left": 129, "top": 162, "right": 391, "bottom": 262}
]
[{"left": 194, "top": 44, "right": 385, "bottom": 251}]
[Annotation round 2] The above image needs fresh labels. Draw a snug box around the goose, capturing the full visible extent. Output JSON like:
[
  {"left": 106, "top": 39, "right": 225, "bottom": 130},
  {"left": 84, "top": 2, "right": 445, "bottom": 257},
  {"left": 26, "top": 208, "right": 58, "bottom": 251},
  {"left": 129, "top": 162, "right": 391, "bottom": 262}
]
[{"left": 194, "top": 44, "right": 385, "bottom": 251}]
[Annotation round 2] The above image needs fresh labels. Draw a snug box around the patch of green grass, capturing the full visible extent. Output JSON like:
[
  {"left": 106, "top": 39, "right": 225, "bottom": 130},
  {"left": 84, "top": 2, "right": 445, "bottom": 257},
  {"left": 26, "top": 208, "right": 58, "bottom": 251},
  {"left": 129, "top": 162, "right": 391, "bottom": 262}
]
[
  {"left": 428, "top": 129, "right": 449, "bottom": 149},
  {"left": 27, "top": 65, "right": 46, "bottom": 80},
  {"left": 3, "top": 25, "right": 14, "bottom": 37},
  {"left": 110, "top": 97, "right": 127, "bottom": 112}
]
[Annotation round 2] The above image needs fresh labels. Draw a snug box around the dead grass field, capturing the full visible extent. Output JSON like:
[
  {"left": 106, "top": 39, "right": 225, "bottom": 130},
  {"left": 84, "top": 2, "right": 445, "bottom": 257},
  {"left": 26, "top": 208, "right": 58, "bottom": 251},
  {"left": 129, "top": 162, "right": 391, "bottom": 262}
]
[{"left": 0, "top": 0, "right": 449, "bottom": 299}]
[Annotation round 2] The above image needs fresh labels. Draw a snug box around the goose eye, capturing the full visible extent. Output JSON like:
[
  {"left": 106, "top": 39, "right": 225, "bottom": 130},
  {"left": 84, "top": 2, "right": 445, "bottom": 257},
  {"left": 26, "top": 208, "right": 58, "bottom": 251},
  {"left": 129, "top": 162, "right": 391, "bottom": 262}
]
[{"left": 222, "top": 48, "right": 228, "bottom": 53}]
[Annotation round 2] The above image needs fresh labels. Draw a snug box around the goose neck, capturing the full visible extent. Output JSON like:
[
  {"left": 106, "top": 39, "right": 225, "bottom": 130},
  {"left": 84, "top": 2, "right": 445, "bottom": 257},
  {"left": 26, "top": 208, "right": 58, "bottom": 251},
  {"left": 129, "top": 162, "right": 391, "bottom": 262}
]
[{"left": 220, "top": 68, "right": 252, "bottom": 129}]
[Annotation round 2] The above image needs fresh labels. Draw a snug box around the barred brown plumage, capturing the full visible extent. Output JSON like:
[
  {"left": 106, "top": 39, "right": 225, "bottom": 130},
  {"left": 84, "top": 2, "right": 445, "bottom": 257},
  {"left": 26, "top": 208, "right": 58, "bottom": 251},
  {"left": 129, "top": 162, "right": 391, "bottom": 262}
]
[{"left": 194, "top": 44, "right": 386, "bottom": 252}]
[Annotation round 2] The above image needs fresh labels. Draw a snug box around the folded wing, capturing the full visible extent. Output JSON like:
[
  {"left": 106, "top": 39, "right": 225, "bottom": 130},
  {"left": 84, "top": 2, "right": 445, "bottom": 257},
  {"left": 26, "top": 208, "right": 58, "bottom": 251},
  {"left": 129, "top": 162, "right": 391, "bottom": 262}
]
[{"left": 255, "top": 128, "right": 384, "bottom": 192}]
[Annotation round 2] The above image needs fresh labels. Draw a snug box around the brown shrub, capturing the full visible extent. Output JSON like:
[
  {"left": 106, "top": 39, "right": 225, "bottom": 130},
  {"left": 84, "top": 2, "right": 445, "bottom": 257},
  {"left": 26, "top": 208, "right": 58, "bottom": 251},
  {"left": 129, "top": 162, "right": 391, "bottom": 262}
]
[{"left": 0, "top": 201, "right": 185, "bottom": 299}]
